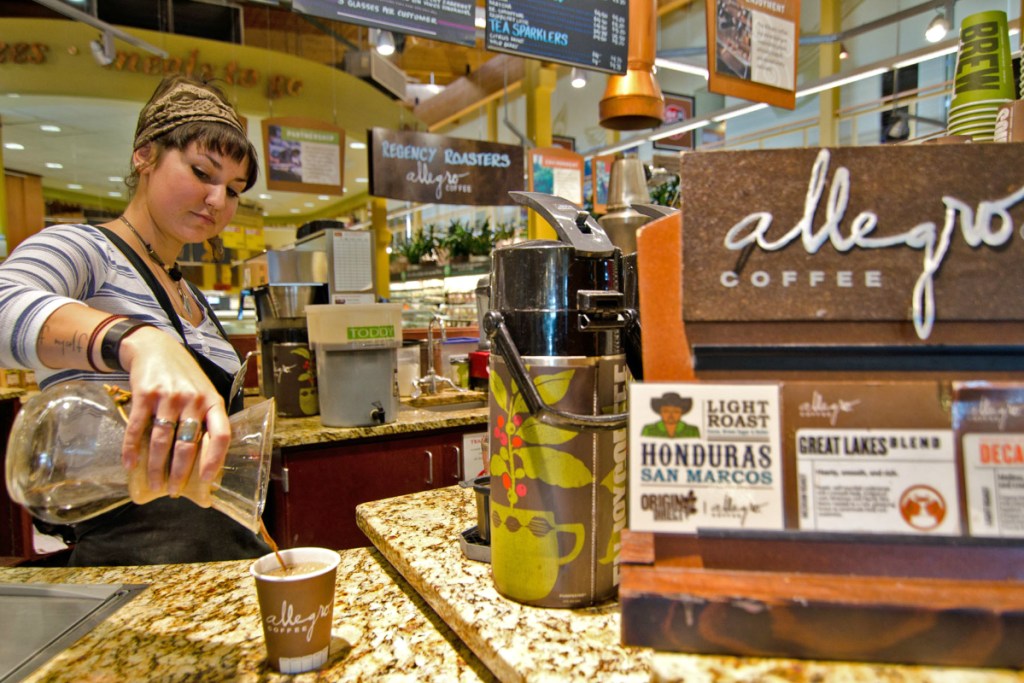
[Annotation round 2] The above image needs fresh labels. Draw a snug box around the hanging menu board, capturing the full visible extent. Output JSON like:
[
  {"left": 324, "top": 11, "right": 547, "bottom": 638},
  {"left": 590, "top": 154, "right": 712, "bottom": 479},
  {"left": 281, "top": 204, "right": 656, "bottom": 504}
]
[
  {"left": 369, "top": 128, "right": 524, "bottom": 205},
  {"left": 485, "top": 0, "right": 628, "bottom": 74},
  {"left": 292, "top": 0, "right": 477, "bottom": 47}
]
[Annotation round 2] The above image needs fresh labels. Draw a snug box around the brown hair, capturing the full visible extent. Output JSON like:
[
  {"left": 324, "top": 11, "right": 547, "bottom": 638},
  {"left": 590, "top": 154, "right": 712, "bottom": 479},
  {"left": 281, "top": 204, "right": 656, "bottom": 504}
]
[{"left": 125, "top": 75, "right": 259, "bottom": 194}]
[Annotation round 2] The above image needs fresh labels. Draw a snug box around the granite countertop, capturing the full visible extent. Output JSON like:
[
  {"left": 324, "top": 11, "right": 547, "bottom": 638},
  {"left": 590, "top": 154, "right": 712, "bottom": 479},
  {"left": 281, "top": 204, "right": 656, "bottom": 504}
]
[
  {"left": 356, "top": 486, "right": 1024, "bottom": 683},
  {"left": 0, "top": 386, "right": 27, "bottom": 401},
  {"left": 1, "top": 546, "right": 492, "bottom": 682},
  {"left": 271, "top": 399, "right": 487, "bottom": 449}
]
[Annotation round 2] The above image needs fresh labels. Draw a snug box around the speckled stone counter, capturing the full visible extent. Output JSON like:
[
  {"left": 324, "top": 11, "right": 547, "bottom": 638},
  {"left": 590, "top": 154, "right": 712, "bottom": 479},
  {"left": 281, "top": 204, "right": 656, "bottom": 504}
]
[
  {"left": 0, "top": 387, "right": 26, "bottom": 401},
  {"left": 356, "top": 486, "right": 1024, "bottom": 683},
  {"left": 1, "top": 547, "right": 493, "bottom": 682},
  {"left": 271, "top": 403, "right": 487, "bottom": 449}
]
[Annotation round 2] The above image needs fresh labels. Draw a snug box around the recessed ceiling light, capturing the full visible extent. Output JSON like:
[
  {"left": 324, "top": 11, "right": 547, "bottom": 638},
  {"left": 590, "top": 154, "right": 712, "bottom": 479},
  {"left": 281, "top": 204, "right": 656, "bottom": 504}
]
[
  {"left": 258, "top": 193, "right": 272, "bottom": 200},
  {"left": 40, "top": 124, "right": 61, "bottom": 133},
  {"left": 7, "top": 93, "right": 20, "bottom": 98},
  {"left": 108, "top": 176, "right": 123, "bottom": 183},
  {"left": 67, "top": 183, "right": 83, "bottom": 190},
  {"left": 4, "top": 142, "right": 24, "bottom": 151},
  {"left": 317, "top": 195, "right": 331, "bottom": 200},
  {"left": 355, "top": 177, "right": 368, "bottom": 183},
  {"left": 108, "top": 191, "right": 123, "bottom": 198},
  {"left": 45, "top": 162, "right": 63, "bottom": 169},
  {"left": 349, "top": 141, "right": 367, "bottom": 150},
  {"left": 290, "top": 208, "right": 301, "bottom": 214},
  {"left": 304, "top": 202, "right": 315, "bottom": 208}
]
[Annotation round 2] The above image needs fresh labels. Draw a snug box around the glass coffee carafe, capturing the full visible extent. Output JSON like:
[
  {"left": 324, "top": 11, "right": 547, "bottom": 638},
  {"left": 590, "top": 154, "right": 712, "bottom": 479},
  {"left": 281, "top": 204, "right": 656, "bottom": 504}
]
[{"left": 5, "top": 381, "right": 275, "bottom": 533}]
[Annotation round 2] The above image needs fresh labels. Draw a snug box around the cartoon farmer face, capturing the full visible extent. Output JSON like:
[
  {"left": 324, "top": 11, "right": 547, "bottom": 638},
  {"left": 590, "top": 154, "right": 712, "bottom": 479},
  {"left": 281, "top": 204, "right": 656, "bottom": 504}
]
[{"left": 652, "top": 392, "right": 693, "bottom": 428}]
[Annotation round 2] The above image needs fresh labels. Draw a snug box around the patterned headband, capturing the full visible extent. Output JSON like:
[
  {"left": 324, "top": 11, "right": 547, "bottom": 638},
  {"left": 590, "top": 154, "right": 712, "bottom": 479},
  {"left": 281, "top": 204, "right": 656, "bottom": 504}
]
[{"left": 134, "top": 81, "right": 246, "bottom": 149}]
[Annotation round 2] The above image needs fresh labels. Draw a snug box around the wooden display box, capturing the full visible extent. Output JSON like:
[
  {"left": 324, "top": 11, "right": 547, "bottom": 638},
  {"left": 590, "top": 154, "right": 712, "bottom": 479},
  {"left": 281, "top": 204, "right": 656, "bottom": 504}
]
[
  {"left": 619, "top": 528, "right": 1024, "bottom": 668},
  {"left": 626, "top": 175, "right": 1024, "bottom": 667}
]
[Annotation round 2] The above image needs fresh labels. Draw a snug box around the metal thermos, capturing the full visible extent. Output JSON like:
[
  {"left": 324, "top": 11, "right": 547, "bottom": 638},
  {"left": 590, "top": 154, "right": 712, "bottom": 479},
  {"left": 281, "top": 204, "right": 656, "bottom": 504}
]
[{"left": 485, "top": 191, "right": 636, "bottom": 608}]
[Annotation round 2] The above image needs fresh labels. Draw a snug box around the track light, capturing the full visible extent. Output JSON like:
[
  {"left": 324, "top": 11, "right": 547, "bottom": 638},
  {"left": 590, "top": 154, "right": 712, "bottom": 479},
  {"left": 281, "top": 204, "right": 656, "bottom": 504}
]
[
  {"left": 89, "top": 31, "right": 115, "bottom": 66},
  {"left": 375, "top": 30, "right": 395, "bottom": 56},
  {"left": 570, "top": 67, "right": 588, "bottom": 88},
  {"left": 925, "top": 12, "right": 950, "bottom": 43},
  {"left": 838, "top": 42, "right": 849, "bottom": 60}
]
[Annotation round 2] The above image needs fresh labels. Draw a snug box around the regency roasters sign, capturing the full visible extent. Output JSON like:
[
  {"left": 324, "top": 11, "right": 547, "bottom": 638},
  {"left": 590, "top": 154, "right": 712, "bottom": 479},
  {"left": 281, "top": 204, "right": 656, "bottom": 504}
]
[{"left": 368, "top": 128, "right": 524, "bottom": 206}]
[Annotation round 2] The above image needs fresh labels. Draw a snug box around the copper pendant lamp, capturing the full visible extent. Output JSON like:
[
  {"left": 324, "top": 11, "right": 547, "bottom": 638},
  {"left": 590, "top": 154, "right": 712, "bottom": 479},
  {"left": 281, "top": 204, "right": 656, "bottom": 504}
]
[{"left": 599, "top": 0, "right": 665, "bottom": 131}]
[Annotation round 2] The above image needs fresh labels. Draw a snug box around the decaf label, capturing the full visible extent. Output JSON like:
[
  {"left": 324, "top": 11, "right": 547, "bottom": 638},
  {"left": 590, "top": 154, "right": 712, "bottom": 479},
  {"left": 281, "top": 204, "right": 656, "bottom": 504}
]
[
  {"left": 679, "top": 145, "right": 1024, "bottom": 339},
  {"left": 953, "top": 383, "right": 1024, "bottom": 538},
  {"left": 796, "top": 428, "right": 960, "bottom": 535},
  {"left": 628, "top": 383, "right": 783, "bottom": 533}
]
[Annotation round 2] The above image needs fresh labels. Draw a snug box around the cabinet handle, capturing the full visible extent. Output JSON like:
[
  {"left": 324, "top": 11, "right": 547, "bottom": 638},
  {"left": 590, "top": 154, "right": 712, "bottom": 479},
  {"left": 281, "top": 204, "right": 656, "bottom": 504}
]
[
  {"left": 425, "top": 450, "right": 434, "bottom": 485},
  {"left": 452, "top": 445, "right": 463, "bottom": 482}
]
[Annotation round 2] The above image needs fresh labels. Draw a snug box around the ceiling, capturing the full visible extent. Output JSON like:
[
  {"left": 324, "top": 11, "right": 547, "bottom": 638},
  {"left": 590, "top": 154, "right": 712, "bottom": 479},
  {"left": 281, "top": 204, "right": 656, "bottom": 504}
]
[{"left": 0, "top": 0, "right": 695, "bottom": 226}]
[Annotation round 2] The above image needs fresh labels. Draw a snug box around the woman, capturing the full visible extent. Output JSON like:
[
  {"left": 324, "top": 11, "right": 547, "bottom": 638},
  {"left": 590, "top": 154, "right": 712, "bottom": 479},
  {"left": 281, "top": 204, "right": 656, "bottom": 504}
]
[{"left": 0, "top": 75, "right": 270, "bottom": 565}]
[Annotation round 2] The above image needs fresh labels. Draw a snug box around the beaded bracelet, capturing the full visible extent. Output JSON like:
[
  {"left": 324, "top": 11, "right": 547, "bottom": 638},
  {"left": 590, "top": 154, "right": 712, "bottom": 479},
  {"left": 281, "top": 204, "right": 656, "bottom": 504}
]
[
  {"left": 86, "top": 314, "right": 126, "bottom": 373},
  {"left": 99, "top": 319, "right": 154, "bottom": 373}
]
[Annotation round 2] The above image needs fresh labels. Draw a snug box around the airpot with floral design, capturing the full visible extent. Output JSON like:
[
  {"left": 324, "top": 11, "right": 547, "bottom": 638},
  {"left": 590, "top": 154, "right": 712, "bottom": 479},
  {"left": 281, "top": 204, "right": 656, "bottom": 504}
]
[{"left": 483, "top": 191, "right": 639, "bottom": 608}]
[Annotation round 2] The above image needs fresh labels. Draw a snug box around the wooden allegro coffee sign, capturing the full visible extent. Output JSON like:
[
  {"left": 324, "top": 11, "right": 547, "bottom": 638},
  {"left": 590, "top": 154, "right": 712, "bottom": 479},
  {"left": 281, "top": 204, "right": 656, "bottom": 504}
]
[
  {"left": 680, "top": 144, "right": 1024, "bottom": 340},
  {"left": 369, "top": 128, "right": 524, "bottom": 206}
]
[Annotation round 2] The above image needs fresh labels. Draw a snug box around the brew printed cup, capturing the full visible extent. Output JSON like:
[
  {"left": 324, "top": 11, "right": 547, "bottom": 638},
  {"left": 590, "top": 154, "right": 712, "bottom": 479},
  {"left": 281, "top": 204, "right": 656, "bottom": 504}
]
[
  {"left": 251, "top": 547, "right": 341, "bottom": 674},
  {"left": 952, "top": 11, "right": 1014, "bottom": 104}
]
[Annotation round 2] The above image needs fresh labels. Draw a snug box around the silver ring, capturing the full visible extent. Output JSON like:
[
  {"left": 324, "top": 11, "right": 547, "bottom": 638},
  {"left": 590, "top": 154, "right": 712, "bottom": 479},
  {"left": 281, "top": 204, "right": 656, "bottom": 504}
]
[
  {"left": 175, "top": 418, "right": 202, "bottom": 443},
  {"left": 152, "top": 417, "right": 176, "bottom": 429}
]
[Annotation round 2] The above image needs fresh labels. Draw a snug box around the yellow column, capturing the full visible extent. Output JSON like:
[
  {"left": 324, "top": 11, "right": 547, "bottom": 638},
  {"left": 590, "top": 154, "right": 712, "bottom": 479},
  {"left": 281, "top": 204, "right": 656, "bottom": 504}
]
[
  {"left": 525, "top": 61, "right": 558, "bottom": 240},
  {"left": 819, "top": 0, "right": 841, "bottom": 147},
  {"left": 372, "top": 197, "right": 390, "bottom": 300},
  {"left": 0, "top": 117, "right": 7, "bottom": 256}
]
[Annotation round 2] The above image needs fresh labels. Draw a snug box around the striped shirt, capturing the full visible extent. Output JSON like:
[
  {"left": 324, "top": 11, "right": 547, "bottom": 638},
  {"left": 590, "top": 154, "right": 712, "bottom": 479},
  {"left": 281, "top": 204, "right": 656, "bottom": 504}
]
[{"left": 0, "top": 223, "right": 240, "bottom": 389}]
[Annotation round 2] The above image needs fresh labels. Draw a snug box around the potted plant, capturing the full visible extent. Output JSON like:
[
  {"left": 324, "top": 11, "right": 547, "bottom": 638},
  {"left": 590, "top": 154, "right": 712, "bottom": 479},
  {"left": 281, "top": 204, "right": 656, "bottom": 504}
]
[
  {"left": 440, "top": 219, "right": 475, "bottom": 263},
  {"left": 396, "top": 226, "right": 437, "bottom": 269}
]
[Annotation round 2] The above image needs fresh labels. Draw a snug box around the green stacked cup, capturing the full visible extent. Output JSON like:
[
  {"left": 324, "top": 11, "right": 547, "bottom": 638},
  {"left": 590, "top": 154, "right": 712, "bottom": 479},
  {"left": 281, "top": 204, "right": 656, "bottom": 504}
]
[{"left": 949, "top": 10, "right": 1014, "bottom": 141}]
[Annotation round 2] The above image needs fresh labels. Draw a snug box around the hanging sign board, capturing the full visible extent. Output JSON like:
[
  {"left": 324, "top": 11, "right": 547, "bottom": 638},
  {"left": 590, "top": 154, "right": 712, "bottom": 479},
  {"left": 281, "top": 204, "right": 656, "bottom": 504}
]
[
  {"left": 485, "top": 0, "right": 628, "bottom": 74},
  {"left": 678, "top": 145, "right": 1024, "bottom": 341},
  {"left": 292, "top": 0, "right": 477, "bottom": 47},
  {"left": 261, "top": 117, "right": 345, "bottom": 195},
  {"left": 705, "top": 0, "right": 799, "bottom": 109},
  {"left": 528, "top": 147, "right": 584, "bottom": 207},
  {"left": 369, "top": 128, "right": 524, "bottom": 205}
]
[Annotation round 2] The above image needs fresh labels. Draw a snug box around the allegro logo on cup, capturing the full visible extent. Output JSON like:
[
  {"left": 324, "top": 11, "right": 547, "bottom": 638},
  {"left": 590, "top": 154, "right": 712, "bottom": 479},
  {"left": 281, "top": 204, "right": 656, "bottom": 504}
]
[{"left": 264, "top": 599, "right": 332, "bottom": 642}]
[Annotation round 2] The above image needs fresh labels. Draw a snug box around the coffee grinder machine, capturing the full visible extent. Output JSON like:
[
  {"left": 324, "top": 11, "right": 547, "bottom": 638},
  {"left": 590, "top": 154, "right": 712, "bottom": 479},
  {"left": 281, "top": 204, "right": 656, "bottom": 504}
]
[{"left": 251, "top": 249, "right": 328, "bottom": 417}]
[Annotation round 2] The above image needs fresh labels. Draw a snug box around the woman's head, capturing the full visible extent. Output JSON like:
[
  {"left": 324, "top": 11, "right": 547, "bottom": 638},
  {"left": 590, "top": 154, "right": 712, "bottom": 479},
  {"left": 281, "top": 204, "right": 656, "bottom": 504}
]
[{"left": 126, "top": 75, "right": 259, "bottom": 195}]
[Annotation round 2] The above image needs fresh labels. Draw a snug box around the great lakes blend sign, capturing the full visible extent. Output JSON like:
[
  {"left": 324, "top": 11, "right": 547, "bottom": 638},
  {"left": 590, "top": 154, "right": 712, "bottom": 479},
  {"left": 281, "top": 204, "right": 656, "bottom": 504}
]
[{"left": 369, "top": 128, "right": 524, "bottom": 205}]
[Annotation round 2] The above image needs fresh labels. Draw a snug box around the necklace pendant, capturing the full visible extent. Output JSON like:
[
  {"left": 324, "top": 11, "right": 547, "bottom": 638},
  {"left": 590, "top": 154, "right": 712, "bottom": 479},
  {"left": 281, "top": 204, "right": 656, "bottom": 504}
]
[{"left": 178, "top": 283, "right": 194, "bottom": 317}]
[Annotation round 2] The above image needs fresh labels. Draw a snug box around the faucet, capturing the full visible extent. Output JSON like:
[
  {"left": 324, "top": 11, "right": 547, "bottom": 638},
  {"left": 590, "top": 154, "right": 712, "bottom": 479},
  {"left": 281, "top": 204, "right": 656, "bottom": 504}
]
[{"left": 412, "top": 313, "right": 464, "bottom": 397}]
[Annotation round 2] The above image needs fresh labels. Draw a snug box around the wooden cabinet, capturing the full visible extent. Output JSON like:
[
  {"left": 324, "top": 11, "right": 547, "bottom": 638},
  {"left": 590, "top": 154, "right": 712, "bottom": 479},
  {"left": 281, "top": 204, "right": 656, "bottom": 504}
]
[{"left": 267, "top": 425, "right": 485, "bottom": 550}]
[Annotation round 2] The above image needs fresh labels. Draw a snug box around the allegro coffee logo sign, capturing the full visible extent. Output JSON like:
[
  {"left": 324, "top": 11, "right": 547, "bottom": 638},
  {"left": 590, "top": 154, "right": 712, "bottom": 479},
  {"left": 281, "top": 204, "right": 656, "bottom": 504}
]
[{"left": 680, "top": 145, "right": 1024, "bottom": 339}]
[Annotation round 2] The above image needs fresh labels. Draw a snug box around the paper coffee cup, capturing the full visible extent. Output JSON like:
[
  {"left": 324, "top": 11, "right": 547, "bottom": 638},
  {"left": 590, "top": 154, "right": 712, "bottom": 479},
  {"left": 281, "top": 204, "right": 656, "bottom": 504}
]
[
  {"left": 251, "top": 547, "right": 341, "bottom": 674},
  {"left": 952, "top": 11, "right": 1015, "bottom": 105}
]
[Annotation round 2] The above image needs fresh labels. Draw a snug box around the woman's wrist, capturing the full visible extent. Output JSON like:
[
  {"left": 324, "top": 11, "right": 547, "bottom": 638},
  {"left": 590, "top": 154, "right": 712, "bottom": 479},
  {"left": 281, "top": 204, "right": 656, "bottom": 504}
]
[{"left": 99, "top": 319, "right": 155, "bottom": 372}]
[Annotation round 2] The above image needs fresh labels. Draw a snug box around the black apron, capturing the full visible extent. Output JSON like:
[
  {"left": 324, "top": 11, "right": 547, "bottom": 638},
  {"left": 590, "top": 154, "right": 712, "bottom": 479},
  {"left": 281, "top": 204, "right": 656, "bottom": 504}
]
[{"left": 61, "top": 227, "right": 271, "bottom": 566}]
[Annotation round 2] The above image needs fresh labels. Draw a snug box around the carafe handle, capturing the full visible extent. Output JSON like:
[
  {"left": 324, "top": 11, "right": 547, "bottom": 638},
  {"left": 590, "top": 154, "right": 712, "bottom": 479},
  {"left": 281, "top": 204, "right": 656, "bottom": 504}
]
[{"left": 484, "top": 311, "right": 629, "bottom": 431}]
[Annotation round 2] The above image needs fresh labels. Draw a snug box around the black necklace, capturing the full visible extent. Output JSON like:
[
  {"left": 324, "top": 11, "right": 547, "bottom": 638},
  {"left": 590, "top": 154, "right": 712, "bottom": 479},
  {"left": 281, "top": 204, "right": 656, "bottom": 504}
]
[{"left": 119, "top": 215, "right": 193, "bottom": 316}]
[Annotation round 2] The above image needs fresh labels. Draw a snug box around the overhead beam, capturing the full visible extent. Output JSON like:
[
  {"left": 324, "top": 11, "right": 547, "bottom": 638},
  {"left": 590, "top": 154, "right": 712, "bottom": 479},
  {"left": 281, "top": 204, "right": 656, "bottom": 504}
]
[{"left": 414, "top": 54, "right": 526, "bottom": 131}]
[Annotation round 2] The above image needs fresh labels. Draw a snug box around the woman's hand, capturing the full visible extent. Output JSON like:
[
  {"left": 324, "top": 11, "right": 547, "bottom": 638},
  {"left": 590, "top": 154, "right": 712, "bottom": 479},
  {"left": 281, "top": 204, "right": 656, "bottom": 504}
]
[{"left": 119, "top": 326, "right": 231, "bottom": 496}]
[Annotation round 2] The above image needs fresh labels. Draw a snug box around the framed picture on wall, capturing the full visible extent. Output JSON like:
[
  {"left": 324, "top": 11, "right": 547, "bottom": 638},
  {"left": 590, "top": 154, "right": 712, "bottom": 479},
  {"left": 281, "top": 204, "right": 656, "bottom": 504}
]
[
  {"left": 653, "top": 94, "right": 696, "bottom": 151},
  {"left": 552, "top": 135, "right": 576, "bottom": 151}
]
